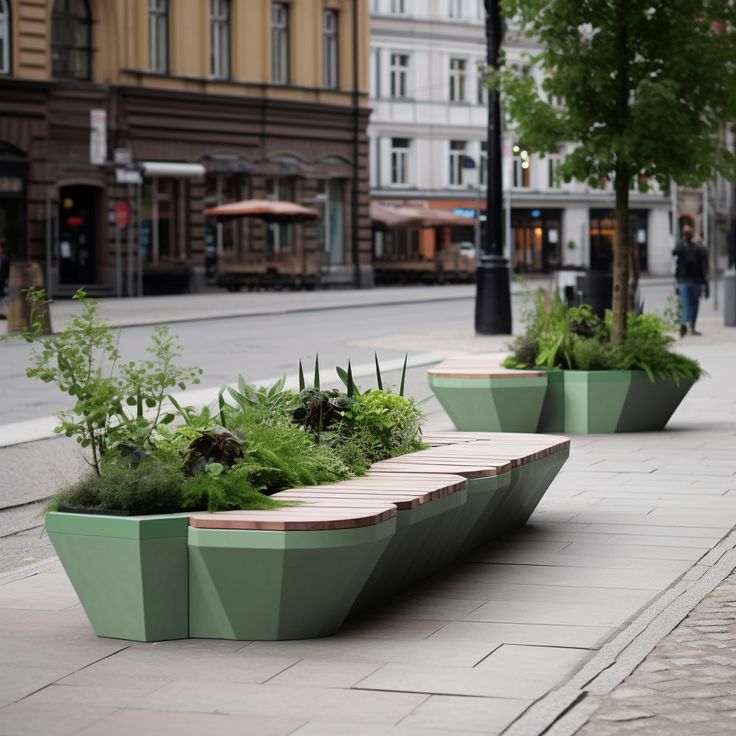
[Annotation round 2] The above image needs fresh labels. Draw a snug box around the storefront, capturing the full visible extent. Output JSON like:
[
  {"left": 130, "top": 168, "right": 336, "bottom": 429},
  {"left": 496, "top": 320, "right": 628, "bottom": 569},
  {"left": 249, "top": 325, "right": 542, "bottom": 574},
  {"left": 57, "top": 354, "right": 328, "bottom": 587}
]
[
  {"left": 590, "top": 209, "right": 649, "bottom": 273},
  {"left": 511, "top": 208, "right": 563, "bottom": 274},
  {"left": 0, "top": 142, "right": 28, "bottom": 261}
]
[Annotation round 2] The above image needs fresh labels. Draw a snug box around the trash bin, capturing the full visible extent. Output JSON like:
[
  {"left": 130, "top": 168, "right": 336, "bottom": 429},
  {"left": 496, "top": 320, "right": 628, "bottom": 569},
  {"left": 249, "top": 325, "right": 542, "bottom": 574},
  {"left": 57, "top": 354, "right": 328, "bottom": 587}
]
[
  {"left": 725, "top": 269, "right": 736, "bottom": 327},
  {"left": 553, "top": 267, "right": 586, "bottom": 307},
  {"left": 575, "top": 271, "right": 613, "bottom": 319},
  {"left": 7, "top": 261, "right": 51, "bottom": 336}
]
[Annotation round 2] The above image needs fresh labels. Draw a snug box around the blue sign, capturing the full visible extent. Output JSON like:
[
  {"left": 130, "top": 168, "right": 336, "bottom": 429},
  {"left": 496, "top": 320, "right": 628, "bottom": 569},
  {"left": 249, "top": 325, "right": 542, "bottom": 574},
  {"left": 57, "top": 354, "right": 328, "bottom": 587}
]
[
  {"left": 452, "top": 208, "right": 477, "bottom": 218},
  {"left": 462, "top": 156, "right": 476, "bottom": 169},
  {"left": 530, "top": 209, "right": 542, "bottom": 218}
]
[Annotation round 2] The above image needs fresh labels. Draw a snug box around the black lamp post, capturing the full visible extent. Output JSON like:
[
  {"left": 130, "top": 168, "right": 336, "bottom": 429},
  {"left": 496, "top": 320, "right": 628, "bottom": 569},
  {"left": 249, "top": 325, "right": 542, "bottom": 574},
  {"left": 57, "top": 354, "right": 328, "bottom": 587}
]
[{"left": 475, "top": 0, "right": 512, "bottom": 334}]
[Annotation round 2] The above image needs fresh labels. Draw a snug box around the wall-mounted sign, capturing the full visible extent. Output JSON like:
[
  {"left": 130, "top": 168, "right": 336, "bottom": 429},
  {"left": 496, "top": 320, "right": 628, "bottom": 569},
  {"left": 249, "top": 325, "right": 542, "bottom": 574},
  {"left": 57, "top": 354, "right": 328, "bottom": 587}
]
[
  {"left": 90, "top": 109, "right": 107, "bottom": 165},
  {"left": 115, "top": 201, "right": 131, "bottom": 229},
  {"left": 452, "top": 208, "right": 477, "bottom": 218}
]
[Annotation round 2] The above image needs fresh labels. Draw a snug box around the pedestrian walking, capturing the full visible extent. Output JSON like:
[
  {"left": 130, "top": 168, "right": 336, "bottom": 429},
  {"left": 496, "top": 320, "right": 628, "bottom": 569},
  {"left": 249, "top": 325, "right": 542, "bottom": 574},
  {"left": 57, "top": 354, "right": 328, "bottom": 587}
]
[
  {"left": 0, "top": 240, "right": 10, "bottom": 320},
  {"left": 673, "top": 225, "right": 709, "bottom": 337}
]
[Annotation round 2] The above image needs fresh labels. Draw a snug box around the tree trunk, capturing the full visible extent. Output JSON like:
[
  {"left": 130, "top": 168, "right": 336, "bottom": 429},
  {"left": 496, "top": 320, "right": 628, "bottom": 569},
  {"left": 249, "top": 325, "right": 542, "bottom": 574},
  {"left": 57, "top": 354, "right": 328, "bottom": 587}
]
[{"left": 611, "top": 162, "right": 631, "bottom": 345}]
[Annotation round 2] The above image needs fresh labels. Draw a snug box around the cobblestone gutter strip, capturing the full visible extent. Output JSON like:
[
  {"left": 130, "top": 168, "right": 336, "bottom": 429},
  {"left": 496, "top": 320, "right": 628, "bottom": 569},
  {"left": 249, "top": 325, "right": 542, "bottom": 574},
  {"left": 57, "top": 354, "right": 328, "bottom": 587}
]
[{"left": 502, "top": 526, "right": 736, "bottom": 736}]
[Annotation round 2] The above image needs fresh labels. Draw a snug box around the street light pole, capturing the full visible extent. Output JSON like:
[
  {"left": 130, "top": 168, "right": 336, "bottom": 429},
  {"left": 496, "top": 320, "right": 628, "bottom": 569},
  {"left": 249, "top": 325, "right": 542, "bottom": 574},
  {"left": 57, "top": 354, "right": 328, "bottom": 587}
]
[{"left": 475, "top": 0, "right": 512, "bottom": 334}]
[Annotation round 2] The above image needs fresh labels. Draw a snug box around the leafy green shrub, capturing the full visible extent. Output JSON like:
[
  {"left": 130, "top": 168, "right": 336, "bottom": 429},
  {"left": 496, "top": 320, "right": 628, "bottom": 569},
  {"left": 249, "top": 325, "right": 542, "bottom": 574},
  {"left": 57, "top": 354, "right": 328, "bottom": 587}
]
[
  {"left": 48, "top": 461, "right": 184, "bottom": 515},
  {"left": 505, "top": 289, "right": 701, "bottom": 381},
  {"left": 180, "top": 462, "right": 286, "bottom": 512},
  {"left": 345, "top": 389, "right": 424, "bottom": 462},
  {"left": 610, "top": 313, "right": 702, "bottom": 382},
  {"left": 228, "top": 408, "right": 353, "bottom": 494},
  {"left": 572, "top": 338, "right": 614, "bottom": 371},
  {"left": 20, "top": 289, "right": 201, "bottom": 475}
]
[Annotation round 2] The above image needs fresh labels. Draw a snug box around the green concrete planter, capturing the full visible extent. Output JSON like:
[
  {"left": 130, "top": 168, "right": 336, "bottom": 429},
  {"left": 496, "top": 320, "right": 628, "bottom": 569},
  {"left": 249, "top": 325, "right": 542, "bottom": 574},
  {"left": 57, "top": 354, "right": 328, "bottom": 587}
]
[
  {"left": 188, "top": 518, "right": 396, "bottom": 640},
  {"left": 563, "top": 371, "right": 695, "bottom": 433},
  {"left": 430, "top": 366, "right": 695, "bottom": 434},
  {"left": 351, "top": 489, "right": 468, "bottom": 614},
  {"left": 428, "top": 374, "right": 548, "bottom": 432},
  {"left": 45, "top": 512, "right": 189, "bottom": 642},
  {"left": 537, "top": 370, "right": 565, "bottom": 433}
]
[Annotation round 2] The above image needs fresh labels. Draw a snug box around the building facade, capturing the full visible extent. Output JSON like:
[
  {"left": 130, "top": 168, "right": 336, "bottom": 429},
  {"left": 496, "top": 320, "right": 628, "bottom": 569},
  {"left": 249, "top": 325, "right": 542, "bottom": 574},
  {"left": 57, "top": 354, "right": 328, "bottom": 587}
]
[
  {"left": 0, "top": 0, "right": 372, "bottom": 296},
  {"left": 368, "top": 0, "right": 731, "bottom": 277}
]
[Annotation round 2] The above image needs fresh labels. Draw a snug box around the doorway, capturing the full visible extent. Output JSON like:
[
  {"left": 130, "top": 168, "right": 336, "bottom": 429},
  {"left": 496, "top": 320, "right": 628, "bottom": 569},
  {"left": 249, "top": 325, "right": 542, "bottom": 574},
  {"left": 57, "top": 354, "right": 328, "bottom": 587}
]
[
  {"left": 511, "top": 209, "right": 562, "bottom": 274},
  {"left": 58, "top": 185, "right": 100, "bottom": 284}
]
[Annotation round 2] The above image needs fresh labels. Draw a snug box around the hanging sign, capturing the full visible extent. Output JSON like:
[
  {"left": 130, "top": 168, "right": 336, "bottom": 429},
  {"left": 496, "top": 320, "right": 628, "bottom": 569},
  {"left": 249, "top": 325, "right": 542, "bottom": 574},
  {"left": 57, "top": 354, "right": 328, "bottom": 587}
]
[
  {"left": 90, "top": 109, "right": 107, "bottom": 165},
  {"left": 115, "top": 201, "right": 131, "bottom": 229}
]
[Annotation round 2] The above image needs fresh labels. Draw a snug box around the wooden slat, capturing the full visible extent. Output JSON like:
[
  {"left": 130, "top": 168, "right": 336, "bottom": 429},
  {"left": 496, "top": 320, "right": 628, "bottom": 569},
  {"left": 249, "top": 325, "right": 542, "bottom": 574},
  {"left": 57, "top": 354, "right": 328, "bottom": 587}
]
[
  {"left": 189, "top": 505, "right": 397, "bottom": 531},
  {"left": 427, "top": 354, "right": 545, "bottom": 379}
]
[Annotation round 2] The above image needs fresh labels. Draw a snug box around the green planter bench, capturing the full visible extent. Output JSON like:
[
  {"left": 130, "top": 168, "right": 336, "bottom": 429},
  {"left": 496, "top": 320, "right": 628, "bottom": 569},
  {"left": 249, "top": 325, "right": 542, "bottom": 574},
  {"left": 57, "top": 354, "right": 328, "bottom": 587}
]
[
  {"left": 46, "top": 432, "right": 569, "bottom": 643},
  {"left": 428, "top": 355, "right": 695, "bottom": 434}
]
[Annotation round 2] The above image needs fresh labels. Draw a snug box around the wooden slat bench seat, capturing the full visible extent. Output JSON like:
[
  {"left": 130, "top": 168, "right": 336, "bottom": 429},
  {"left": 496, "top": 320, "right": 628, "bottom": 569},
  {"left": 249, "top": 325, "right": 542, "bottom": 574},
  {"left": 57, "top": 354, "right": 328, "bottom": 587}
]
[{"left": 186, "top": 432, "right": 569, "bottom": 642}]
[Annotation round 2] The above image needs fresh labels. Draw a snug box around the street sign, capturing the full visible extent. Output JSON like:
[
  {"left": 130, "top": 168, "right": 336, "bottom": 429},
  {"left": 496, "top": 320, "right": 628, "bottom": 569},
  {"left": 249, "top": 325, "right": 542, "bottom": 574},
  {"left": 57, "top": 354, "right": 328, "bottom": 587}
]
[
  {"left": 115, "top": 168, "right": 142, "bottom": 184},
  {"left": 90, "top": 109, "right": 107, "bottom": 165},
  {"left": 115, "top": 201, "right": 131, "bottom": 229},
  {"left": 114, "top": 148, "right": 132, "bottom": 166}
]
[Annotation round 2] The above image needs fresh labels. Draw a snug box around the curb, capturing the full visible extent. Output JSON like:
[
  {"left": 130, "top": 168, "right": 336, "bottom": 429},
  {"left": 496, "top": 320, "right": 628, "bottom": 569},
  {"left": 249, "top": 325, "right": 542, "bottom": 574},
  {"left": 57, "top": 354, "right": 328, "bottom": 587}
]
[{"left": 502, "top": 524, "right": 736, "bottom": 736}]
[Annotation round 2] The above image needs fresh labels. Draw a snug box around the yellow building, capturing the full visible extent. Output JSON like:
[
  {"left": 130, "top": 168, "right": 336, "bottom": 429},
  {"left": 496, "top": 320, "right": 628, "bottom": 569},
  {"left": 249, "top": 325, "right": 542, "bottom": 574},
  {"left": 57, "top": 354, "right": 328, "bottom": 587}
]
[{"left": 0, "top": 0, "right": 372, "bottom": 294}]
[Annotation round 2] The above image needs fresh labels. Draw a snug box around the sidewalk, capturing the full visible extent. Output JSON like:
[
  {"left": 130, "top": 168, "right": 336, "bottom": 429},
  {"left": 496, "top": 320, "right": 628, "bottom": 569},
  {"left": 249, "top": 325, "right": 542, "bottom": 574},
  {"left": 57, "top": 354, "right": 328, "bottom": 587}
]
[{"left": 0, "top": 320, "right": 734, "bottom": 736}]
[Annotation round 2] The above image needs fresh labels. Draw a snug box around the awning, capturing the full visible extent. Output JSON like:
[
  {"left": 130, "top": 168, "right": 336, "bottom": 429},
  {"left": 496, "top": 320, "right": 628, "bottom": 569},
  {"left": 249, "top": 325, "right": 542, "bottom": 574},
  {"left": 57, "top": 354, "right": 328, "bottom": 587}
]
[
  {"left": 204, "top": 199, "right": 319, "bottom": 223},
  {"left": 370, "top": 202, "right": 417, "bottom": 228},
  {"left": 141, "top": 162, "right": 206, "bottom": 178},
  {"left": 204, "top": 154, "right": 255, "bottom": 175},
  {"left": 371, "top": 203, "right": 472, "bottom": 229}
]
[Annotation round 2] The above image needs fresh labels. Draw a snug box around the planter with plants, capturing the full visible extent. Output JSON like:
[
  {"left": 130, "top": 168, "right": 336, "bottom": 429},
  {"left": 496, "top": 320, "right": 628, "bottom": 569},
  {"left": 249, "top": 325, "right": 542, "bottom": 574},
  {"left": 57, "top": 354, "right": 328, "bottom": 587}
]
[
  {"left": 17, "top": 291, "right": 426, "bottom": 639},
  {"left": 430, "top": 292, "right": 701, "bottom": 435}
]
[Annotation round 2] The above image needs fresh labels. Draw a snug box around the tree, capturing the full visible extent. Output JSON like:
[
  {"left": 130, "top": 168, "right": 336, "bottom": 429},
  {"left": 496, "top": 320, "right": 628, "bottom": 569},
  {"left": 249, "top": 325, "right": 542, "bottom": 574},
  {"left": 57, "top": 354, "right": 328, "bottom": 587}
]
[{"left": 494, "top": 0, "right": 736, "bottom": 343}]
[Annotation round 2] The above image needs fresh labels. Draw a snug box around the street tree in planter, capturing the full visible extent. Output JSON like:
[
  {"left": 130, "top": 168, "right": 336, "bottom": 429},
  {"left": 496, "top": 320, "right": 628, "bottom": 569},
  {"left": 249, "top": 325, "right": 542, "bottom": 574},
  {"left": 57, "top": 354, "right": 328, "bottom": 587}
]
[{"left": 493, "top": 0, "right": 736, "bottom": 343}]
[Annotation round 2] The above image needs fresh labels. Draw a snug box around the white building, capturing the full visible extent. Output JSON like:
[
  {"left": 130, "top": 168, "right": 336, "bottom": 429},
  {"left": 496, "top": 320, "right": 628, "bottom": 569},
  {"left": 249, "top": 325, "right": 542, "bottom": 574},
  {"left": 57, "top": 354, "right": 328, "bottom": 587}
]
[{"left": 368, "top": 0, "right": 712, "bottom": 277}]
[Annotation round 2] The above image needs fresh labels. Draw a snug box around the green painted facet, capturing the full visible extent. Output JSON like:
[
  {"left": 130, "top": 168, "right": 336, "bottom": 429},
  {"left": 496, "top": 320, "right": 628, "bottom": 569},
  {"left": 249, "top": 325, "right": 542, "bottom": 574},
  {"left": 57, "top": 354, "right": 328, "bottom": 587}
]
[
  {"left": 351, "top": 490, "right": 468, "bottom": 614},
  {"left": 537, "top": 370, "right": 565, "bottom": 432},
  {"left": 428, "top": 375, "right": 547, "bottom": 432},
  {"left": 563, "top": 371, "right": 632, "bottom": 433},
  {"left": 45, "top": 512, "right": 189, "bottom": 641},
  {"left": 453, "top": 473, "right": 513, "bottom": 553},
  {"left": 188, "top": 518, "right": 396, "bottom": 640},
  {"left": 615, "top": 373, "right": 695, "bottom": 432}
]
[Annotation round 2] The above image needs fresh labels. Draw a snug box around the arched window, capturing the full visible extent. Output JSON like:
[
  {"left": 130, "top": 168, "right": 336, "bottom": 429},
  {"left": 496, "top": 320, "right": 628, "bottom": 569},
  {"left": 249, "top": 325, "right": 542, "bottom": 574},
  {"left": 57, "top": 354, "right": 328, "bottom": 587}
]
[
  {"left": 51, "top": 0, "right": 92, "bottom": 80},
  {"left": 210, "top": 0, "right": 230, "bottom": 78},
  {"left": 0, "top": 0, "right": 11, "bottom": 74}
]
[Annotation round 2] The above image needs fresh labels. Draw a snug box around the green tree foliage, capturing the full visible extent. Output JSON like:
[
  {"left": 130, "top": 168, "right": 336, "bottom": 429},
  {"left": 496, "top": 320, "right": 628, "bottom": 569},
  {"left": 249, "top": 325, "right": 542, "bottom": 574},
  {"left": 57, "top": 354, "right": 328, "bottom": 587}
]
[{"left": 494, "top": 0, "right": 736, "bottom": 343}]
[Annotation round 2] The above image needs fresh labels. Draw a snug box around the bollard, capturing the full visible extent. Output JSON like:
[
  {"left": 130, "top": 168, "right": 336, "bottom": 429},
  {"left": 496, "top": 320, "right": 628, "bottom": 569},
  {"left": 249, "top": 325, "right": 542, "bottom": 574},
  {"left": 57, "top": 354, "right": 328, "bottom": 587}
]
[{"left": 7, "top": 261, "right": 52, "bottom": 336}]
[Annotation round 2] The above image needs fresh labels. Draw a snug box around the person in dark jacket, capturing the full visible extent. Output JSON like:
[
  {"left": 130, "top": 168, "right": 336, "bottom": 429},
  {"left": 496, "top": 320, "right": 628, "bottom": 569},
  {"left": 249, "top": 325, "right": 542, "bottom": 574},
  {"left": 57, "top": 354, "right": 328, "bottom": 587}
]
[
  {"left": 0, "top": 240, "right": 9, "bottom": 319},
  {"left": 673, "top": 226, "right": 709, "bottom": 337}
]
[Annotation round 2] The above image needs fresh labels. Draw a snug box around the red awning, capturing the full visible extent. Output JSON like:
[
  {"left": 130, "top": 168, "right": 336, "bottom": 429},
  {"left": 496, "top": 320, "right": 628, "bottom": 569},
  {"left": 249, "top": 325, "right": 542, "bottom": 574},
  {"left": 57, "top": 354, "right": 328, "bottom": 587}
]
[{"left": 204, "top": 199, "right": 319, "bottom": 222}]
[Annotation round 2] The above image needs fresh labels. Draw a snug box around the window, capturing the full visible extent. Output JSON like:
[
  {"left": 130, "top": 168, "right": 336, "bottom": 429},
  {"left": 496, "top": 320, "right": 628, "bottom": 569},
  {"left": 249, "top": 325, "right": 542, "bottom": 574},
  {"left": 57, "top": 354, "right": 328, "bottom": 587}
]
[
  {"left": 142, "top": 178, "right": 181, "bottom": 263},
  {"left": 476, "top": 60, "right": 487, "bottom": 104},
  {"left": 512, "top": 143, "right": 532, "bottom": 188},
  {"left": 51, "top": 0, "right": 92, "bottom": 80},
  {"left": 389, "top": 53, "right": 409, "bottom": 98},
  {"left": 449, "top": 58, "right": 466, "bottom": 102},
  {"left": 266, "top": 178, "right": 294, "bottom": 253},
  {"left": 448, "top": 0, "right": 462, "bottom": 18},
  {"left": 371, "top": 49, "right": 381, "bottom": 97},
  {"left": 390, "top": 0, "right": 405, "bottom": 13},
  {"left": 479, "top": 141, "right": 487, "bottom": 186},
  {"left": 323, "top": 9, "right": 339, "bottom": 89},
  {"left": 149, "top": 0, "right": 168, "bottom": 73},
  {"left": 0, "top": 0, "right": 9, "bottom": 75},
  {"left": 449, "top": 140, "right": 467, "bottom": 186},
  {"left": 390, "top": 138, "right": 411, "bottom": 186},
  {"left": 547, "top": 150, "right": 562, "bottom": 189},
  {"left": 210, "top": 0, "right": 230, "bottom": 78},
  {"left": 272, "top": 3, "right": 289, "bottom": 84}
]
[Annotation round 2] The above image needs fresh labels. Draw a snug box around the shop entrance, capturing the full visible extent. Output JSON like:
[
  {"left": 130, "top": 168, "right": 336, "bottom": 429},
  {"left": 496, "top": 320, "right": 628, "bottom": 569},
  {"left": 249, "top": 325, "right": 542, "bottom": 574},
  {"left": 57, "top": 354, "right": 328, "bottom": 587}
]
[
  {"left": 0, "top": 143, "right": 28, "bottom": 261},
  {"left": 511, "top": 209, "right": 562, "bottom": 274},
  {"left": 58, "top": 185, "right": 100, "bottom": 284},
  {"left": 590, "top": 209, "right": 649, "bottom": 273}
]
